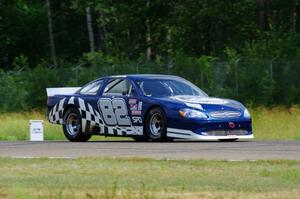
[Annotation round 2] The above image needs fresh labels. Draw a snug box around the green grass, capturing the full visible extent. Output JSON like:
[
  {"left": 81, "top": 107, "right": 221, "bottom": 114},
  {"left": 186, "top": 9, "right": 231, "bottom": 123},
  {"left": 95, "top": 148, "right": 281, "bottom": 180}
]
[
  {"left": 0, "top": 111, "right": 131, "bottom": 141},
  {"left": 0, "top": 107, "right": 299, "bottom": 141},
  {"left": 250, "top": 106, "right": 300, "bottom": 140},
  {"left": 0, "top": 111, "right": 63, "bottom": 141},
  {"left": 0, "top": 157, "right": 299, "bottom": 198}
]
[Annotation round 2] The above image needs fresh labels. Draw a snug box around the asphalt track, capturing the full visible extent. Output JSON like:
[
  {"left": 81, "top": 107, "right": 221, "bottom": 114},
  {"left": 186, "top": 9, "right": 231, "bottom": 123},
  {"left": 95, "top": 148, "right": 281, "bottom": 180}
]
[{"left": 0, "top": 140, "right": 299, "bottom": 160}]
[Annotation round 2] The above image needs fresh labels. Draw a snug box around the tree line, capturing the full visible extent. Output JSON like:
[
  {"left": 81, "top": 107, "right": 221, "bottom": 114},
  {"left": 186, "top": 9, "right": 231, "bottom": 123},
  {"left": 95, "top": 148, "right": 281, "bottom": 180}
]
[
  {"left": 0, "top": 0, "right": 300, "bottom": 110},
  {"left": 1, "top": 0, "right": 300, "bottom": 67}
]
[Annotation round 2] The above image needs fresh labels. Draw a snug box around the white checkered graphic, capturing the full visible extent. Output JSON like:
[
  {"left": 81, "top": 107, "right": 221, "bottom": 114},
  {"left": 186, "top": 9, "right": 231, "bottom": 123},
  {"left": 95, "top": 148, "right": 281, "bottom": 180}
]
[{"left": 48, "top": 97, "right": 143, "bottom": 136}]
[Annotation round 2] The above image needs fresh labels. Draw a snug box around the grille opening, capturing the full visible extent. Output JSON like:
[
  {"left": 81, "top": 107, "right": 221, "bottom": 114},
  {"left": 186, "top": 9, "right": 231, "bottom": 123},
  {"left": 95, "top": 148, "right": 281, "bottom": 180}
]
[
  {"left": 209, "top": 111, "right": 241, "bottom": 118},
  {"left": 203, "top": 130, "right": 248, "bottom": 136}
]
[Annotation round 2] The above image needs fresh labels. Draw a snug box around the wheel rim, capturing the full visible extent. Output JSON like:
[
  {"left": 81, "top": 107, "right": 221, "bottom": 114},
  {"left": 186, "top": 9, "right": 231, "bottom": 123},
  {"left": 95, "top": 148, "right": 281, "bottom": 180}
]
[
  {"left": 66, "top": 113, "right": 80, "bottom": 136},
  {"left": 149, "top": 113, "right": 164, "bottom": 137}
]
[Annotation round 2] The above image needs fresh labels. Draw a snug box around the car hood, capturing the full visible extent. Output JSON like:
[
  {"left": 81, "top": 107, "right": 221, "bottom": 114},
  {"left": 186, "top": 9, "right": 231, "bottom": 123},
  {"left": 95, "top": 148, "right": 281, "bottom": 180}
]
[{"left": 168, "top": 95, "right": 245, "bottom": 111}]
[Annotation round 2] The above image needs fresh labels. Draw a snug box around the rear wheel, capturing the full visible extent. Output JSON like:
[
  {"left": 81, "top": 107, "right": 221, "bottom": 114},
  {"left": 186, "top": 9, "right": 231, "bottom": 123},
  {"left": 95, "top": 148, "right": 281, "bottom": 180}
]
[
  {"left": 63, "top": 107, "right": 92, "bottom": 142},
  {"left": 146, "top": 107, "right": 167, "bottom": 141}
]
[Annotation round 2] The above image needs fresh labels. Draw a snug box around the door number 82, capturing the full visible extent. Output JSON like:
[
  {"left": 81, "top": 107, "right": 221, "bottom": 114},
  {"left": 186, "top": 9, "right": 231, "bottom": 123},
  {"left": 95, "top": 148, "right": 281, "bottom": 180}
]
[{"left": 98, "top": 98, "right": 131, "bottom": 126}]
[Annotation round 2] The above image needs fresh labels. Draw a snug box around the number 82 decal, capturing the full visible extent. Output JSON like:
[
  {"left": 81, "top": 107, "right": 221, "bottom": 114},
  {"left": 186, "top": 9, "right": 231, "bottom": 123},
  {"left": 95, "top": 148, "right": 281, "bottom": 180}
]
[{"left": 98, "top": 98, "right": 131, "bottom": 126}]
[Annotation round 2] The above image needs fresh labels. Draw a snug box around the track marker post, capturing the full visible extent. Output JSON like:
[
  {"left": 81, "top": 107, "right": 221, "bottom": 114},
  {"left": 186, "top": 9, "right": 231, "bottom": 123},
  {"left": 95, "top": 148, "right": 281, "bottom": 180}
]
[{"left": 29, "top": 120, "right": 44, "bottom": 141}]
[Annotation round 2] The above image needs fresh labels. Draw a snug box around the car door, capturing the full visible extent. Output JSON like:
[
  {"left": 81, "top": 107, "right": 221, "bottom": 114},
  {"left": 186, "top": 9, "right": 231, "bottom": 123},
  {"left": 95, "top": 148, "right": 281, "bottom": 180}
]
[
  {"left": 76, "top": 79, "right": 106, "bottom": 133},
  {"left": 98, "top": 78, "right": 143, "bottom": 136}
]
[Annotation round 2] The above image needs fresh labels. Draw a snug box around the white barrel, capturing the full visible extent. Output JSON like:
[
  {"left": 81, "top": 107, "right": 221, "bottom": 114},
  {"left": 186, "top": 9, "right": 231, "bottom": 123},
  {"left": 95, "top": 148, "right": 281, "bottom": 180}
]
[{"left": 29, "top": 120, "right": 44, "bottom": 141}]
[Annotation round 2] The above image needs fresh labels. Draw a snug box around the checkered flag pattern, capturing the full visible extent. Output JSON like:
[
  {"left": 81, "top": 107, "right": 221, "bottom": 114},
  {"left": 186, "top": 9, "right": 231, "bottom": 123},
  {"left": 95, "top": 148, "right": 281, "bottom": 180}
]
[
  {"left": 76, "top": 98, "right": 104, "bottom": 132},
  {"left": 48, "top": 98, "right": 66, "bottom": 124},
  {"left": 48, "top": 97, "right": 143, "bottom": 136}
]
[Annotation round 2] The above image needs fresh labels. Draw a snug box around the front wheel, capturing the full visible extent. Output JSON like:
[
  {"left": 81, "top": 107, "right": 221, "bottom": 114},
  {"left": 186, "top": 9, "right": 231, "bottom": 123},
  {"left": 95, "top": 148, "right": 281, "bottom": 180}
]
[
  {"left": 63, "top": 107, "right": 92, "bottom": 142},
  {"left": 145, "top": 107, "right": 167, "bottom": 141}
]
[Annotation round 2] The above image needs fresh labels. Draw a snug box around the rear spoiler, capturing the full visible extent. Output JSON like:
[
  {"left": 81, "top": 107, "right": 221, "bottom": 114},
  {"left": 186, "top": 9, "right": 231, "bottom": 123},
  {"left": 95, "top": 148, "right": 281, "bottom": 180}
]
[{"left": 46, "top": 87, "right": 81, "bottom": 97}]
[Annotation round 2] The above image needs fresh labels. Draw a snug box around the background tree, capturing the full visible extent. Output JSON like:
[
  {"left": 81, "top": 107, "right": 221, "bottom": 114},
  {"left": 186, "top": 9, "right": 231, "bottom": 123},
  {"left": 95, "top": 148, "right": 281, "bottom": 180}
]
[{"left": 46, "top": 0, "right": 57, "bottom": 66}]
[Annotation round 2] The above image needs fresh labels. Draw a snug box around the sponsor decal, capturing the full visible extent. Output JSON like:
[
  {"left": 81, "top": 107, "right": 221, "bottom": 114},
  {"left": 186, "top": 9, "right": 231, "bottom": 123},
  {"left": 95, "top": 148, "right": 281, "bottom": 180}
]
[
  {"left": 138, "top": 102, "right": 143, "bottom": 110},
  {"left": 130, "top": 103, "right": 138, "bottom": 111},
  {"left": 132, "top": 116, "right": 142, "bottom": 124},
  {"left": 185, "top": 103, "right": 203, "bottom": 110},
  {"left": 228, "top": 122, "right": 235, "bottom": 129},
  {"left": 172, "top": 96, "right": 228, "bottom": 105},
  {"left": 129, "top": 99, "right": 137, "bottom": 104},
  {"left": 131, "top": 110, "right": 142, "bottom": 115},
  {"left": 129, "top": 99, "right": 143, "bottom": 115}
]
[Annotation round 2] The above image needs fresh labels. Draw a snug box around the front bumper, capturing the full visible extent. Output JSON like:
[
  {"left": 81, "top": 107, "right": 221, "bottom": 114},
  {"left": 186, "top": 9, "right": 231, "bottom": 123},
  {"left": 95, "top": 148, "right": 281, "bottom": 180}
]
[
  {"left": 167, "top": 127, "right": 253, "bottom": 140},
  {"left": 167, "top": 115, "right": 253, "bottom": 140}
]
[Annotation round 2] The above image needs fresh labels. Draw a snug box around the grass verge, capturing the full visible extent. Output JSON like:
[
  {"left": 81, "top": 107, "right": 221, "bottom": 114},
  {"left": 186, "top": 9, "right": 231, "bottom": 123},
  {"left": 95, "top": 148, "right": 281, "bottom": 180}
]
[
  {"left": 0, "top": 111, "right": 131, "bottom": 141},
  {"left": 0, "top": 107, "right": 299, "bottom": 140},
  {"left": 0, "top": 157, "right": 299, "bottom": 199},
  {"left": 251, "top": 106, "right": 300, "bottom": 140}
]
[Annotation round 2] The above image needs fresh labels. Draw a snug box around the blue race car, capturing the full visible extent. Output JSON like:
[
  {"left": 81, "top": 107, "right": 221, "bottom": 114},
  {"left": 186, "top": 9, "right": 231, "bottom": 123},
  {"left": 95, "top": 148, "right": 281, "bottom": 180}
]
[{"left": 47, "top": 74, "right": 253, "bottom": 142}]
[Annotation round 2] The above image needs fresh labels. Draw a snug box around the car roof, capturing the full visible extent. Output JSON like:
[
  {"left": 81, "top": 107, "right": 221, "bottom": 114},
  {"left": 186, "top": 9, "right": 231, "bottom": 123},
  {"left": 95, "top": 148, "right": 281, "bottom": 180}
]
[{"left": 100, "top": 74, "right": 183, "bottom": 81}]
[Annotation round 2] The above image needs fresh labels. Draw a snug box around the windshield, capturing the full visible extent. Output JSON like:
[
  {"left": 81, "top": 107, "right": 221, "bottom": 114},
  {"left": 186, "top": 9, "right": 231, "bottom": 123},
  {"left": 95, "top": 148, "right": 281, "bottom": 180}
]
[{"left": 136, "top": 78, "right": 207, "bottom": 97}]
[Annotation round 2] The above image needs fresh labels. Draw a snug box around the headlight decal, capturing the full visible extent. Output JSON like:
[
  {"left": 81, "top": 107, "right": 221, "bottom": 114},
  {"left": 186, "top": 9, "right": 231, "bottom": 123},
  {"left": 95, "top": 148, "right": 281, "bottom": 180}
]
[
  {"left": 178, "top": 108, "right": 208, "bottom": 119},
  {"left": 243, "top": 108, "right": 251, "bottom": 118}
]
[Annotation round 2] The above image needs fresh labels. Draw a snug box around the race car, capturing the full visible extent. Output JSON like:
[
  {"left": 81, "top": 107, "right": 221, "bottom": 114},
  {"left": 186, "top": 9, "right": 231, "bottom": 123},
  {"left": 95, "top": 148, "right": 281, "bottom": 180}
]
[{"left": 46, "top": 74, "right": 253, "bottom": 142}]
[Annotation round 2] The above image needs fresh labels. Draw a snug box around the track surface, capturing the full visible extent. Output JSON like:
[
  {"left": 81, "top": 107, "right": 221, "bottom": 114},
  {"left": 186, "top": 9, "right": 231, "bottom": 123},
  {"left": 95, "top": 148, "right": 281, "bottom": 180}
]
[{"left": 0, "top": 141, "right": 299, "bottom": 160}]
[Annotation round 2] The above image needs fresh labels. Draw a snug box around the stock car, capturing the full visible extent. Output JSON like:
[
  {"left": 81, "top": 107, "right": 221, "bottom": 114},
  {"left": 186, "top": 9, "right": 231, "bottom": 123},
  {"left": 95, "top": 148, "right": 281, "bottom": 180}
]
[{"left": 46, "top": 74, "right": 253, "bottom": 142}]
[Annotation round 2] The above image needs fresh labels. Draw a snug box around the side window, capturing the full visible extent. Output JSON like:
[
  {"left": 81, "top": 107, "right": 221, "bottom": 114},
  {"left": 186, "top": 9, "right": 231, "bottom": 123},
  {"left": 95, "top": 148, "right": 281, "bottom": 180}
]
[
  {"left": 103, "top": 79, "right": 134, "bottom": 96},
  {"left": 80, "top": 80, "right": 103, "bottom": 95}
]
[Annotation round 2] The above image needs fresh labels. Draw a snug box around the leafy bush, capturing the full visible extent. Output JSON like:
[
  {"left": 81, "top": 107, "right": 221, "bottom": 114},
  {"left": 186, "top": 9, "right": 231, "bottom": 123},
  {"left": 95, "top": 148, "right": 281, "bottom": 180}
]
[{"left": 0, "top": 51, "right": 299, "bottom": 112}]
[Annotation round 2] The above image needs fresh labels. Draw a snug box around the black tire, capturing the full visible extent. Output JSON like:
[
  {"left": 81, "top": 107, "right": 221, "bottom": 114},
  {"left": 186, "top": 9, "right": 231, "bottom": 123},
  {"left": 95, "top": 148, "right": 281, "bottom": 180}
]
[
  {"left": 63, "top": 107, "right": 92, "bottom": 142},
  {"left": 218, "top": 138, "right": 238, "bottom": 142},
  {"left": 145, "top": 107, "right": 167, "bottom": 141}
]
